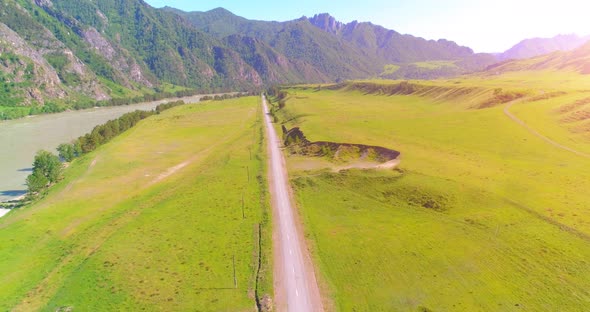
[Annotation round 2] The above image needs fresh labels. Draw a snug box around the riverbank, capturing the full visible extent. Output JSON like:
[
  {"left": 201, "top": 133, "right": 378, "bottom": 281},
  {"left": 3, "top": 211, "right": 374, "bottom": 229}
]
[
  {"left": 0, "top": 94, "right": 216, "bottom": 202},
  {"left": 0, "top": 194, "right": 26, "bottom": 218}
]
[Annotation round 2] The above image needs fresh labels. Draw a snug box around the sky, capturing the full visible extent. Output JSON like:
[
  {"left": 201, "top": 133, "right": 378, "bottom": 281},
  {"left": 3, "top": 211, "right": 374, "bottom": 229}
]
[{"left": 144, "top": 0, "right": 589, "bottom": 53}]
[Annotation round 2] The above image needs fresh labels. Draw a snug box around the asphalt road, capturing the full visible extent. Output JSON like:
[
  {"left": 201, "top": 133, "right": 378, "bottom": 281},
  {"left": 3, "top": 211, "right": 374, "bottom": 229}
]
[{"left": 262, "top": 95, "right": 322, "bottom": 312}]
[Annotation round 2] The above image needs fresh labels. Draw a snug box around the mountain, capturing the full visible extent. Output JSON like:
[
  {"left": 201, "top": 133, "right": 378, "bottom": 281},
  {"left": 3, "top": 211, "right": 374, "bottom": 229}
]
[
  {"left": 498, "top": 34, "right": 590, "bottom": 61},
  {"left": 166, "top": 8, "right": 498, "bottom": 80},
  {"left": 308, "top": 13, "right": 497, "bottom": 79},
  {"left": 0, "top": 0, "right": 270, "bottom": 115},
  {"left": 0, "top": 1, "right": 499, "bottom": 114},
  {"left": 221, "top": 34, "right": 329, "bottom": 84},
  {"left": 487, "top": 41, "right": 590, "bottom": 74},
  {"left": 167, "top": 8, "right": 380, "bottom": 80},
  {"left": 308, "top": 13, "right": 471, "bottom": 63},
  {"left": 162, "top": 7, "right": 282, "bottom": 41}
]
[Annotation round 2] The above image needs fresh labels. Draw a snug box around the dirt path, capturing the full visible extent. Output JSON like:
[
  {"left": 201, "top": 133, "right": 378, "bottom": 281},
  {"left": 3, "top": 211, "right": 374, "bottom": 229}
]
[
  {"left": 334, "top": 158, "right": 401, "bottom": 172},
  {"left": 504, "top": 101, "right": 590, "bottom": 158},
  {"left": 150, "top": 161, "right": 190, "bottom": 185},
  {"left": 263, "top": 95, "right": 323, "bottom": 312}
]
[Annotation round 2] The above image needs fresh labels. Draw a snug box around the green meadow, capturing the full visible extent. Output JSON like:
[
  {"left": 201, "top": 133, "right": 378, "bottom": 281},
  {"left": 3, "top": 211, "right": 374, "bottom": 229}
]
[
  {"left": 412, "top": 61, "right": 458, "bottom": 69},
  {"left": 275, "top": 76, "right": 590, "bottom": 311},
  {"left": 0, "top": 97, "right": 271, "bottom": 311}
]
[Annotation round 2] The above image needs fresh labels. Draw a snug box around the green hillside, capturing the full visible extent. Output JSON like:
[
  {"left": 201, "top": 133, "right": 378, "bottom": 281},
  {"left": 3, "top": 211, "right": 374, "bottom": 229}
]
[
  {"left": 0, "top": 0, "right": 268, "bottom": 117},
  {"left": 36, "top": 0, "right": 264, "bottom": 89}
]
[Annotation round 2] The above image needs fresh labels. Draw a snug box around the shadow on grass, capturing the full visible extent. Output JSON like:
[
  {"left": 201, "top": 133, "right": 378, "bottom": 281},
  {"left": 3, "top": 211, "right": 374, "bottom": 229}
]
[{"left": 193, "top": 287, "right": 236, "bottom": 291}]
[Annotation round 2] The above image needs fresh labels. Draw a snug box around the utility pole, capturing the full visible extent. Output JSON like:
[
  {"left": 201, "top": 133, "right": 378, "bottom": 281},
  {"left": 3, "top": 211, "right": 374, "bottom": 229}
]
[
  {"left": 233, "top": 255, "right": 237, "bottom": 289},
  {"left": 241, "top": 193, "right": 245, "bottom": 219}
]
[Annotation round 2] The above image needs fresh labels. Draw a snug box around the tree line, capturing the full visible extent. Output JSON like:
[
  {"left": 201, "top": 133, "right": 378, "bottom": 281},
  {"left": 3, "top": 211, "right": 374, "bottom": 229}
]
[
  {"left": 199, "top": 91, "right": 258, "bottom": 102},
  {"left": 0, "top": 89, "right": 200, "bottom": 120},
  {"left": 26, "top": 100, "right": 185, "bottom": 196}
]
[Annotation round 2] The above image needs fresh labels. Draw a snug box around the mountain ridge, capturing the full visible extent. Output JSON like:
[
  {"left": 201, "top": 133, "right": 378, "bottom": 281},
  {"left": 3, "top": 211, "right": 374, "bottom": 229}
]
[
  {"left": 487, "top": 41, "right": 590, "bottom": 74},
  {"left": 498, "top": 34, "right": 590, "bottom": 61},
  {"left": 166, "top": 8, "right": 498, "bottom": 80},
  {"left": 9, "top": 1, "right": 585, "bottom": 114}
]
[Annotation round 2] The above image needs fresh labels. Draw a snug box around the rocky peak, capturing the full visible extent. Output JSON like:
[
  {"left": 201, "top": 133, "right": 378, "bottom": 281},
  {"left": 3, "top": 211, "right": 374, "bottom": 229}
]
[
  {"left": 34, "top": 0, "right": 53, "bottom": 8},
  {"left": 308, "top": 13, "right": 343, "bottom": 34}
]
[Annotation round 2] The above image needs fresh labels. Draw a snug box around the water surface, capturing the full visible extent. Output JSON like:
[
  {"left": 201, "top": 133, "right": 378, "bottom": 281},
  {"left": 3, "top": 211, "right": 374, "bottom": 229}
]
[{"left": 0, "top": 95, "right": 205, "bottom": 202}]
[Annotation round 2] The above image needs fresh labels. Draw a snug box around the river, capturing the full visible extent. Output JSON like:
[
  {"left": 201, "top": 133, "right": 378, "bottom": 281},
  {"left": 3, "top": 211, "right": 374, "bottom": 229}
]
[{"left": 0, "top": 95, "right": 206, "bottom": 203}]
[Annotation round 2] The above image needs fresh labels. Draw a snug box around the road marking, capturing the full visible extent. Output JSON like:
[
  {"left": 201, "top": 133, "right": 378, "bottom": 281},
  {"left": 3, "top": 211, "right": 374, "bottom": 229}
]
[
  {"left": 289, "top": 249, "right": 292, "bottom": 255},
  {"left": 292, "top": 267, "right": 295, "bottom": 274},
  {"left": 296, "top": 289, "right": 299, "bottom": 297}
]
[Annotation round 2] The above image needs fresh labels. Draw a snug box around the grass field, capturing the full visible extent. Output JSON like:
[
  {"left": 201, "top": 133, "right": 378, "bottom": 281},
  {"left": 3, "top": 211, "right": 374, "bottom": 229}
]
[
  {"left": 275, "top": 78, "right": 590, "bottom": 311},
  {"left": 381, "top": 64, "right": 401, "bottom": 75},
  {"left": 0, "top": 97, "right": 272, "bottom": 311},
  {"left": 412, "top": 60, "right": 457, "bottom": 69}
]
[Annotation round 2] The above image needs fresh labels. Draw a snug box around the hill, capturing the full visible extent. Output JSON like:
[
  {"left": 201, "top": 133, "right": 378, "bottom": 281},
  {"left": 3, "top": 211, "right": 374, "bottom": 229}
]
[
  {"left": 498, "top": 34, "right": 590, "bottom": 61},
  {"left": 487, "top": 41, "right": 590, "bottom": 74}
]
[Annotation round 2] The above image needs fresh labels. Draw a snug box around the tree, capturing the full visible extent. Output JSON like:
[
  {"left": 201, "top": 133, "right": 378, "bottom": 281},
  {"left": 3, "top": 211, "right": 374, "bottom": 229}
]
[
  {"left": 81, "top": 133, "right": 97, "bottom": 153},
  {"left": 26, "top": 169, "right": 48, "bottom": 193},
  {"left": 57, "top": 143, "right": 75, "bottom": 162},
  {"left": 73, "top": 140, "right": 83, "bottom": 157},
  {"left": 32, "top": 150, "right": 62, "bottom": 183}
]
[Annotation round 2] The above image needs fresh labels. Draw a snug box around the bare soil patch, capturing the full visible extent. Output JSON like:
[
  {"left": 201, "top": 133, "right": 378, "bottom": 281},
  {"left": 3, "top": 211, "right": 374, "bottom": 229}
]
[{"left": 283, "top": 127, "right": 401, "bottom": 172}]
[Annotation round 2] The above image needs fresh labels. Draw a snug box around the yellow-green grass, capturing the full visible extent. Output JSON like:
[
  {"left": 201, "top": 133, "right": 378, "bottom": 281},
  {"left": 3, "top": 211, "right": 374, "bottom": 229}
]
[
  {"left": 360, "top": 70, "right": 590, "bottom": 94},
  {"left": 157, "top": 82, "right": 192, "bottom": 94},
  {"left": 0, "top": 97, "right": 271, "bottom": 311},
  {"left": 98, "top": 77, "right": 145, "bottom": 99},
  {"left": 509, "top": 93, "right": 590, "bottom": 154},
  {"left": 381, "top": 64, "right": 401, "bottom": 75},
  {"left": 380, "top": 61, "right": 457, "bottom": 78},
  {"left": 412, "top": 60, "right": 457, "bottom": 69},
  {"left": 276, "top": 81, "right": 590, "bottom": 311}
]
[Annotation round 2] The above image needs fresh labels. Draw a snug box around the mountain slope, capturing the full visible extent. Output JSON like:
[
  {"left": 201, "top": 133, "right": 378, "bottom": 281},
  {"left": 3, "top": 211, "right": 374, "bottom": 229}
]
[
  {"left": 222, "top": 35, "right": 329, "bottom": 84},
  {"left": 169, "top": 8, "right": 381, "bottom": 80},
  {"left": 167, "top": 8, "right": 498, "bottom": 80},
  {"left": 0, "top": 0, "right": 110, "bottom": 107},
  {"left": 498, "top": 34, "right": 590, "bottom": 61},
  {"left": 164, "top": 7, "right": 282, "bottom": 41},
  {"left": 46, "top": 0, "right": 264, "bottom": 89},
  {"left": 309, "top": 13, "right": 469, "bottom": 62},
  {"left": 0, "top": 0, "right": 269, "bottom": 114},
  {"left": 487, "top": 41, "right": 590, "bottom": 74},
  {"left": 0, "top": 1, "right": 503, "bottom": 113}
]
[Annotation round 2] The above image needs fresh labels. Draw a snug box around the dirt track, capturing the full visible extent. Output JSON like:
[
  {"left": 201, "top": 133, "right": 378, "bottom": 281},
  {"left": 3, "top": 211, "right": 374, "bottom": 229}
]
[
  {"left": 504, "top": 100, "right": 590, "bottom": 158},
  {"left": 262, "top": 95, "right": 323, "bottom": 312}
]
